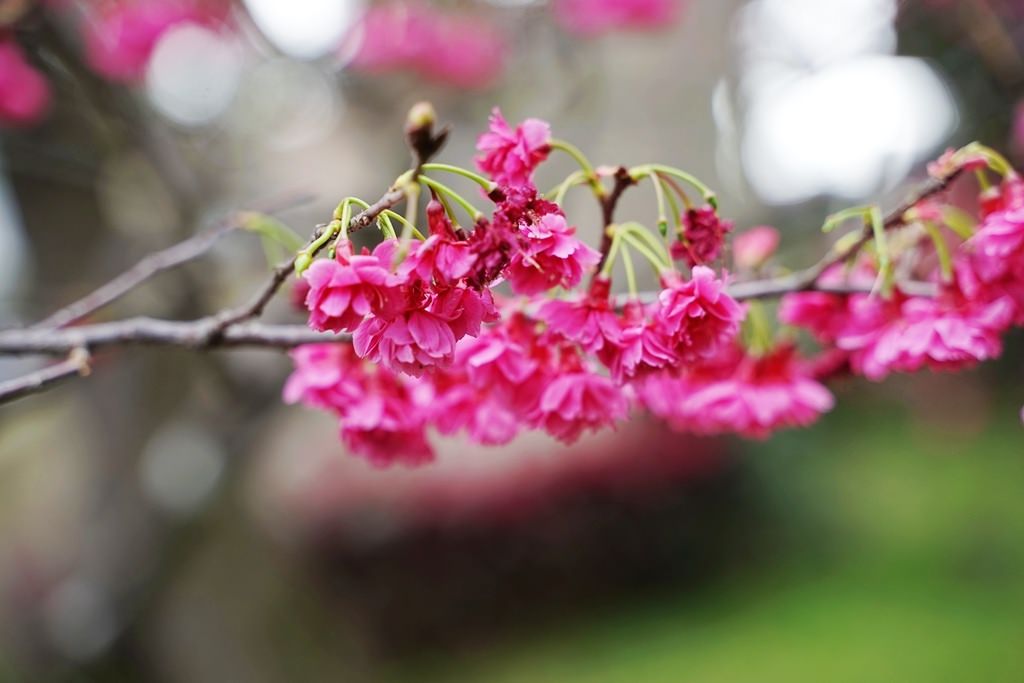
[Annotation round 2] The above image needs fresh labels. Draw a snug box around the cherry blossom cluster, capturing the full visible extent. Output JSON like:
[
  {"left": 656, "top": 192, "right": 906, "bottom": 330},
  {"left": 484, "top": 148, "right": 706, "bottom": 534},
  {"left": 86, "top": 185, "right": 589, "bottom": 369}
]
[
  {"left": 284, "top": 110, "right": 1024, "bottom": 466},
  {"left": 290, "top": 108, "right": 1022, "bottom": 467}
]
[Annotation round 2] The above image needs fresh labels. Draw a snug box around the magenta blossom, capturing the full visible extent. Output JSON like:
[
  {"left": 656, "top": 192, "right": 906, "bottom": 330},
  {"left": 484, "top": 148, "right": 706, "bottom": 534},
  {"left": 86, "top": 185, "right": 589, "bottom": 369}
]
[
  {"left": 353, "top": 310, "right": 458, "bottom": 376},
  {"left": 553, "top": 0, "right": 683, "bottom": 36},
  {"left": 538, "top": 277, "right": 622, "bottom": 352},
  {"left": 655, "top": 266, "right": 744, "bottom": 361},
  {"left": 505, "top": 213, "right": 601, "bottom": 295},
  {"left": 476, "top": 108, "right": 551, "bottom": 188},
  {"left": 428, "top": 372, "right": 521, "bottom": 446},
  {"left": 303, "top": 239, "right": 401, "bottom": 333},
  {"left": 282, "top": 344, "right": 362, "bottom": 412},
  {"left": 672, "top": 205, "right": 733, "bottom": 267},
  {"left": 836, "top": 289, "right": 1015, "bottom": 381},
  {"left": 0, "top": 39, "right": 51, "bottom": 127},
  {"left": 284, "top": 343, "right": 434, "bottom": 466},
  {"left": 533, "top": 370, "right": 629, "bottom": 444},
  {"left": 639, "top": 345, "right": 834, "bottom": 439},
  {"left": 399, "top": 198, "right": 477, "bottom": 286},
  {"left": 597, "top": 300, "right": 677, "bottom": 381}
]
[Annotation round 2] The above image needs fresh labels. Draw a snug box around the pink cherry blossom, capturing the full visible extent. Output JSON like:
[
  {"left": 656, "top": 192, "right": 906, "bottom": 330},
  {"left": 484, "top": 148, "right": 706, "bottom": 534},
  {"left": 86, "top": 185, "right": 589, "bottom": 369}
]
[
  {"left": 505, "top": 213, "right": 601, "bottom": 295},
  {"left": 340, "top": 377, "right": 434, "bottom": 467},
  {"left": 537, "top": 277, "right": 622, "bottom": 352},
  {"left": 399, "top": 198, "right": 477, "bottom": 286},
  {"left": 353, "top": 310, "right": 458, "bottom": 376},
  {"left": 533, "top": 370, "right": 629, "bottom": 444},
  {"left": 428, "top": 285, "right": 497, "bottom": 340},
  {"left": 671, "top": 205, "right": 733, "bottom": 267},
  {"left": 428, "top": 374, "right": 521, "bottom": 446},
  {"left": 733, "top": 226, "right": 780, "bottom": 270},
  {"left": 597, "top": 300, "right": 677, "bottom": 381},
  {"left": 0, "top": 39, "right": 51, "bottom": 127},
  {"left": 303, "top": 239, "right": 401, "bottom": 333},
  {"left": 282, "top": 344, "right": 362, "bottom": 412},
  {"left": 655, "top": 266, "right": 744, "bottom": 361},
  {"left": 284, "top": 343, "right": 434, "bottom": 466},
  {"left": 835, "top": 288, "right": 1015, "bottom": 381},
  {"left": 639, "top": 345, "right": 834, "bottom": 438},
  {"left": 553, "top": 0, "right": 684, "bottom": 36},
  {"left": 963, "top": 190, "right": 1024, "bottom": 322},
  {"left": 476, "top": 108, "right": 551, "bottom": 188}
]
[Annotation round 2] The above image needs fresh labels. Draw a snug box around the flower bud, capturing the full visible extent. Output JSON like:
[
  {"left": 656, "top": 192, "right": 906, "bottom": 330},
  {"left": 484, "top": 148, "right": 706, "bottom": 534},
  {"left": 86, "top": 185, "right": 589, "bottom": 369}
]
[{"left": 405, "top": 101, "right": 436, "bottom": 136}]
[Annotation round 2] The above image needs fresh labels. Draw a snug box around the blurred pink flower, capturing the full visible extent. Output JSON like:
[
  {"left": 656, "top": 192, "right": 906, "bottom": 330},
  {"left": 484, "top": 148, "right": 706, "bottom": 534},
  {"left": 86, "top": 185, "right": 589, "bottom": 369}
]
[
  {"left": 82, "top": 0, "right": 230, "bottom": 83},
  {"left": 553, "top": 0, "right": 684, "bottom": 36},
  {"left": 0, "top": 39, "right": 51, "bottom": 127},
  {"left": 343, "top": 2, "right": 506, "bottom": 90},
  {"left": 733, "top": 226, "right": 780, "bottom": 270},
  {"left": 836, "top": 289, "right": 1014, "bottom": 381},
  {"left": 639, "top": 345, "right": 834, "bottom": 439},
  {"left": 538, "top": 277, "right": 623, "bottom": 352},
  {"left": 598, "top": 300, "right": 676, "bottom": 381},
  {"left": 534, "top": 371, "right": 628, "bottom": 443}
]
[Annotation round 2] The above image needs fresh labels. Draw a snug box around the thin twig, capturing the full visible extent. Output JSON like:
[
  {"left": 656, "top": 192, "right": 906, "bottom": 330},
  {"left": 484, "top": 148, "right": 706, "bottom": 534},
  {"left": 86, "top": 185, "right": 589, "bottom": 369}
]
[
  {"left": 0, "top": 348, "right": 91, "bottom": 404},
  {"left": 32, "top": 193, "right": 314, "bottom": 330},
  {"left": 201, "top": 114, "right": 445, "bottom": 340},
  {"left": 790, "top": 168, "right": 964, "bottom": 290},
  {"left": 0, "top": 318, "right": 338, "bottom": 355}
]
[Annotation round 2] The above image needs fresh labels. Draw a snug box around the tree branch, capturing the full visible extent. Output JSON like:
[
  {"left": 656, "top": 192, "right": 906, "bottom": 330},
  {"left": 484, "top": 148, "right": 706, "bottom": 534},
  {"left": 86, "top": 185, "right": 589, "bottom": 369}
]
[
  {"left": 31, "top": 194, "right": 314, "bottom": 330},
  {"left": 0, "top": 108, "right": 450, "bottom": 405},
  {"left": 0, "top": 318, "right": 339, "bottom": 356},
  {"left": 595, "top": 166, "right": 637, "bottom": 274},
  {"left": 0, "top": 348, "right": 91, "bottom": 404},
  {"left": 789, "top": 168, "right": 964, "bottom": 289}
]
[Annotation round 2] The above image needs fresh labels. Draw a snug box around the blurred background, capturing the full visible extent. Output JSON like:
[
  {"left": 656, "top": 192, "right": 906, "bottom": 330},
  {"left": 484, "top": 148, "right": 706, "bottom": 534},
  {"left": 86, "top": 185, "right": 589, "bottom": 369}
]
[{"left": 1, "top": 0, "right": 1024, "bottom": 680}]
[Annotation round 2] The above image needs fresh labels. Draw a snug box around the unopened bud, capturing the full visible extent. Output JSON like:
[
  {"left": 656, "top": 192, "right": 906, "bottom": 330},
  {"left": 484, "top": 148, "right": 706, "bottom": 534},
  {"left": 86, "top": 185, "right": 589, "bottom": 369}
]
[{"left": 405, "top": 101, "right": 436, "bottom": 136}]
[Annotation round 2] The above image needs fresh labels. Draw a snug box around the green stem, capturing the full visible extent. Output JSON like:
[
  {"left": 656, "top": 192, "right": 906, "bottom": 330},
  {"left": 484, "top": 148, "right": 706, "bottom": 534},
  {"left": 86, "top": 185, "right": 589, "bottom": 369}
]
[
  {"left": 622, "top": 231, "right": 670, "bottom": 273},
  {"left": 548, "top": 170, "right": 588, "bottom": 204},
  {"left": 419, "top": 176, "right": 482, "bottom": 223},
  {"left": 621, "top": 222, "right": 672, "bottom": 268},
  {"left": 294, "top": 220, "right": 340, "bottom": 275},
  {"left": 600, "top": 229, "right": 623, "bottom": 278},
  {"left": 382, "top": 210, "right": 426, "bottom": 240},
  {"left": 642, "top": 164, "right": 716, "bottom": 207},
  {"left": 421, "top": 163, "right": 495, "bottom": 190},
  {"left": 656, "top": 175, "right": 680, "bottom": 237},
  {"left": 961, "top": 142, "right": 1014, "bottom": 177},
  {"left": 869, "top": 206, "right": 893, "bottom": 296},
  {"left": 549, "top": 139, "right": 605, "bottom": 197},
  {"left": 655, "top": 172, "right": 693, "bottom": 211},
  {"left": 940, "top": 206, "right": 976, "bottom": 240},
  {"left": 922, "top": 220, "right": 952, "bottom": 282},
  {"left": 621, "top": 242, "right": 638, "bottom": 297},
  {"left": 822, "top": 206, "right": 872, "bottom": 234}
]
